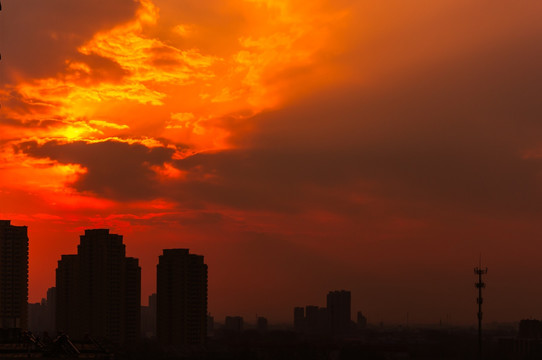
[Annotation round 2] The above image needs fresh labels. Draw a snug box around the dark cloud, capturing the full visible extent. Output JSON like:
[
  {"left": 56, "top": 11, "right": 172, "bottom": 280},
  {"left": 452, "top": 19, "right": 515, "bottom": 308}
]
[
  {"left": 17, "top": 140, "right": 175, "bottom": 200},
  {"left": 170, "top": 144, "right": 542, "bottom": 217},
  {"left": 1, "top": 0, "right": 137, "bottom": 81},
  {"left": 0, "top": 117, "right": 66, "bottom": 129},
  {"left": 13, "top": 31, "right": 542, "bottom": 220},
  {"left": 66, "top": 54, "right": 130, "bottom": 85},
  {"left": 0, "top": 90, "right": 62, "bottom": 118},
  {"left": 169, "top": 31, "right": 542, "bottom": 216}
]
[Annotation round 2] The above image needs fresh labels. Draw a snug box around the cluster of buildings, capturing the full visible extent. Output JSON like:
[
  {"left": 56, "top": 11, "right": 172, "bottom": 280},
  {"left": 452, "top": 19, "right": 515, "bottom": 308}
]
[
  {"left": 1, "top": 219, "right": 367, "bottom": 358},
  {"left": 0, "top": 220, "right": 208, "bottom": 350},
  {"left": 294, "top": 290, "right": 366, "bottom": 336}
]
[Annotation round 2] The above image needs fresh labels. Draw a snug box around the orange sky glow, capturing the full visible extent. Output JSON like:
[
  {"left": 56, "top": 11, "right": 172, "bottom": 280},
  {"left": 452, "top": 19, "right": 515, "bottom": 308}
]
[{"left": 1, "top": 0, "right": 542, "bottom": 325}]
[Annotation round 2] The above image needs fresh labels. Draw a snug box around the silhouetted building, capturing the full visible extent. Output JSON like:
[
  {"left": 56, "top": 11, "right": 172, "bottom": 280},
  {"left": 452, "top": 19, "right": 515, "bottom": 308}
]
[
  {"left": 295, "top": 290, "right": 353, "bottom": 336},
  {"left": 303, "top": 305, "right": 328, "bottom": 334},
  {"left": 124, "top": 257, "right": 141, "bottom": 343},
  {"left": 520, "top": 319, "right": 542, "bottom": 339},
  {"left": 149, "top": 293, "right": 157, "bottom": 315},
  {"left": 318, "top": 307, "right": 329, "bottom": 333},
  {"left": 55, "top": 229, "right": 141, "bottom": 345},
  {"left": 499, "top": 319, "right": 542, "bottom": 359},
  {"left": 327, "top": 290, "right": 351, "bottom": 335},
  {"left": 294, "top": 307, "right": 305, "bottom": 332},
  {"left": 28, "top": 289, "right": 56, "bottom": 336},
  {"left": 28, "top": 300, "right": 47, "bottom": 334},
  {"left": 207, "top": 314, "right": 214, "bottom": 337},
  {"left": 55, "top": 255, "right": 79, "bottom": 337},
  {"left": 305, "top": 305, "right": 320, "bottom": 333},
  {"left": 141, "top": 293, "right": 157, "bottom": 338},
  {"left": 157, "top": 249, "right": 207, "bottom": 347},
  {"left": 357, "top": 311, "right": 367, "bottom": 329},
  {"left": 225, "top": 316, "right": 243, "bottom": 333},
  {"left": 0, "top": 220, "right": 28, "bottom": 330},
  {"left": 257, "top": 317, "right": 268, "bottom": 332},
  {"left": 46, "top": 287, "right": 56, "bottom": 334}
]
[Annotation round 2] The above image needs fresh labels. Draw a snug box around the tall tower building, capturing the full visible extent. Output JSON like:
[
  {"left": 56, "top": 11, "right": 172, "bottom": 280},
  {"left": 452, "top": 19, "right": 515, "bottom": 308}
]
[
  {"left": 157, "top": 249, "right": 207, "bottom": 347},
  {"left": 327, "top": 290, "right": 351, "bottom": 335},
  {"left": 0, "top": 220, "right": 29, "bottom": 330},
  {"left": 56, "top": 229, "right": 140, "bottom": 344},
  {"left": 124, "top": 257, "right": 141, "bottom": 344}
]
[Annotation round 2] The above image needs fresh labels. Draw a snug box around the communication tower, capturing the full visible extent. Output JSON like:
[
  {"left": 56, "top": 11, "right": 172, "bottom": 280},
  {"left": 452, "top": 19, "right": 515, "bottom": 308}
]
[{"left": 474, "top": 260, "right": 487, "bottom": 360}]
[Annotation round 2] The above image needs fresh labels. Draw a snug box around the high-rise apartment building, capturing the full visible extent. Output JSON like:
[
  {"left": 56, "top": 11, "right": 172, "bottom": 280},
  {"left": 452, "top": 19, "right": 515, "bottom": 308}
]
[
  {"left": 56, "top": 229, "right": 140, "bottom": 344},
  {"left": 157, "top": 249, "right": 207, "bottom": 347},
  {"left": 55, "top": 255, "right": 79, "bottom": 337},
  {"left": 327, "top": 290, "right": 351, "bottom": 335},
  {"left": 0, "top": 220, "right": 29, "bottom": 330}
]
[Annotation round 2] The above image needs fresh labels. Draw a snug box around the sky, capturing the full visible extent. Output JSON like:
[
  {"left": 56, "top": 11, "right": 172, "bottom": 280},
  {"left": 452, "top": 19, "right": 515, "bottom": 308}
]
[{"left": 1, "top": 0, "right": 542, "bottom": 325}]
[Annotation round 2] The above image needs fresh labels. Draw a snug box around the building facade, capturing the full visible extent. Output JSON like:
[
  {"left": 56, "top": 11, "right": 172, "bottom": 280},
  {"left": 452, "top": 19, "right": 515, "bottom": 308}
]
[
  {"left": 0, "top": 220, "right": 29, "bottom": 330},
  {"left": 56, "top": 229, "right": 140, "bottom": 344},
  {"left": 157, "top": 249, "right": 207, "bottom": 347}
]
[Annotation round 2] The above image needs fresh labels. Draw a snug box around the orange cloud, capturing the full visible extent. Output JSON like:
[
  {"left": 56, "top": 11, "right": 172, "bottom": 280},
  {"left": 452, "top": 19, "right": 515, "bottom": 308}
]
[{"left": 3, "top": 0, "right": 350, "bottom": 152}]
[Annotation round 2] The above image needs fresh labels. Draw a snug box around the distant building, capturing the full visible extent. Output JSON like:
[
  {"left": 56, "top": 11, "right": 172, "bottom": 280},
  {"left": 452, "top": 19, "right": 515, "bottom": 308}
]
[
  {"left": 28, "top": 300, "right": 47, "bottom": 334},
  {"left": 55, "top": 229, "right": 141, "bottom": 344},
  {"left": 357, "top": 311, "right": 367, "bottom": 329},
  {"left": 293, "top": 307, "right": 305, "bottom": 332},
  {"left": 0, "top": 220, "right": 29, "bottom": 330},
  {"left": 318, "top": 307, "right": 329, "bottom": 333},
  {"left": 499, "top": 319, "right": 542, "bottom": 359},
  {"left": 207, "top": 314, "right": 214, "bottom": 337},
  {"left": 327, "top": 290, "right": 351, "bottom": 335},
  {"left": 46, "top": 287, "right": 56, "bottom": 334},
  {"left": 157, "top": 249, "right": 207, "bottom": 347},
  {"left": 141, "top": 293, "right": 157, "bottom": 338},
  {"left": 519, "top": 319, "right": 542, "bottom": 339},
  {"left": 149, "top": 293, "right": 157, "bottom": 317},
  {"left": 55, "top": 255, "right": 79, "bottom": 337},
  {"left": 295, "top": 290, "right": 353, "bottom": 336},
  {"left": 305, "top": 305, "right": 320, "bottom": 333},
  {"left": 257, "top": 317, "right": 268, "bottom": 332},
  {"left": 124, "top": 257, "right": 141, "bottom": 343},
  {"left": 28, "top": 289, "right": 56, "bottom": 336},
  {"left": 224, "top": 316, "right": 243, "bottom": 333}
]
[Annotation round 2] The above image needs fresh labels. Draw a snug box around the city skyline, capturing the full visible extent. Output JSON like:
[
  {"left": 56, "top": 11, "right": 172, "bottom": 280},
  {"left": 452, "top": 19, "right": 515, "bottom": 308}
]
[
  {"left": 2, "top": 220, "right": 492, "bottom": 329},
  {"left": 1, "top": 0, "right": 542, "bottom": 326}
]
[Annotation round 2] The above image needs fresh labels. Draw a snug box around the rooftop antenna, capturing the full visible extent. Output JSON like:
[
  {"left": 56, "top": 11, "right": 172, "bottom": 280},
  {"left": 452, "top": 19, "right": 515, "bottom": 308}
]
[{"left": 474, "top": 254, "right": 487, "bottom": 360}]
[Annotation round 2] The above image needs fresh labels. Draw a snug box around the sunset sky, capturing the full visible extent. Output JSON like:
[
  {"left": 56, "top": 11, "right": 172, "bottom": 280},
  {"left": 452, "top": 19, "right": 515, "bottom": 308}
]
[{"left": 1, "top": 0, "right": 542, "bottom": 325}]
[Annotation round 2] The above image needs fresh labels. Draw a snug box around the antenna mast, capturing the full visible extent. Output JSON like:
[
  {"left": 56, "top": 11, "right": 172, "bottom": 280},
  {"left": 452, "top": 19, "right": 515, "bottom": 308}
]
[{"left": 474, "top": 258, "right": 487, "bottom": 360}]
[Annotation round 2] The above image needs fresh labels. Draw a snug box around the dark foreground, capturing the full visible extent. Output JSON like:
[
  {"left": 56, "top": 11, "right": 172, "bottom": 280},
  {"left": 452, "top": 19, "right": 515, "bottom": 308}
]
[{"left": 1, "top": 324, "right": 532, "bottom": 359}]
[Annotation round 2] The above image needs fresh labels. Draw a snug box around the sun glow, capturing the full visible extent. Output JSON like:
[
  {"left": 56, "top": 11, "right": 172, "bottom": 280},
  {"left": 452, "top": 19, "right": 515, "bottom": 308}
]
[{"left": 5, "top": 0, "right": 347, "bottom": 150}]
